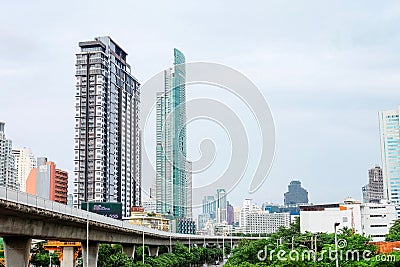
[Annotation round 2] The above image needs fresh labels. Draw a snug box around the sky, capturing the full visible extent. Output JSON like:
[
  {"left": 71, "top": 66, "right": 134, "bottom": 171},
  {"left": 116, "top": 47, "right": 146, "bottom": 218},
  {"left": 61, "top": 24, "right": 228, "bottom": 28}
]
[{"left": 1, "top": 0, "right": 400, "bottom": 212}]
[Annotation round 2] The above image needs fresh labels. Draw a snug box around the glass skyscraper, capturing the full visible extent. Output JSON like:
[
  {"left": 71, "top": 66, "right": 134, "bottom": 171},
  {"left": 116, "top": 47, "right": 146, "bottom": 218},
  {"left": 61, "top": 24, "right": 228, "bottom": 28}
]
[
  {"left": 156, "top": 48, "right": 187, "bottom": 218},
  {"left": 379, "top": 107, "right": 400, "bottom": 214},
  {"left": 74, "top": 36, "right": 141, "bottom": 217}
]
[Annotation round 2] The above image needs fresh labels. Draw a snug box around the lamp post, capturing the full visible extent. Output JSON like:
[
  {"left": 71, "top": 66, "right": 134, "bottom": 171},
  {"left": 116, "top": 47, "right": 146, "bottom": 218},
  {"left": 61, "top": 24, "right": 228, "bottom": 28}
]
[
  {"left": 49, "top": 250, "right": 54, "bottom": 267},
  {"left": 142, "top": 217, "right": 145, "bottom": 264},
  {"left": 334, "top": 222, "right": 340, "bottom": 267},
  {"left": 86, "top": 199, "right": 92, "bottom": 267}
]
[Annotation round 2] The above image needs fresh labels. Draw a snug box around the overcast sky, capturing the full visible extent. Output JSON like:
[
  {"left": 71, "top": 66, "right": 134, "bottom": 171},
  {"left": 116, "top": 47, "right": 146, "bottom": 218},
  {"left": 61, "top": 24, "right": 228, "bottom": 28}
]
[{"left": 1, "top": 1, "right": 400, "bottom": 211}]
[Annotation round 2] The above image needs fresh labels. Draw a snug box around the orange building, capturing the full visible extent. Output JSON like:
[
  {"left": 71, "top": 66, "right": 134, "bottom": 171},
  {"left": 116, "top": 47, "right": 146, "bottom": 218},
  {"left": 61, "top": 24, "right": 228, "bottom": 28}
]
[{"left": 26, "top": 157, "right": 68, "bottom": 204}]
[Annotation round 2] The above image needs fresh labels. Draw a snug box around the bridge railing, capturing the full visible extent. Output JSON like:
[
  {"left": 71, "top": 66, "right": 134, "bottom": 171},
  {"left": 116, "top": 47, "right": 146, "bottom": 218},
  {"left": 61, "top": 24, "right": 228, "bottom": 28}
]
[{"left": 0, "top": 186, "right": 242, "bottom": 241}]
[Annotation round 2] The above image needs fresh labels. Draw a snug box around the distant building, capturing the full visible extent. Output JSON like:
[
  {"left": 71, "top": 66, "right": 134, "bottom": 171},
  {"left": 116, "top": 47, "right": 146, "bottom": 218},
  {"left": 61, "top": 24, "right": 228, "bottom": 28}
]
[
  {"left": 284, "top": 180, "right": 308, "bottom": 205},
  {"left": 233, "top": 207, "right": 241, "bottom": 226},
  {"left": 244, "top": 211, "right": 290, "bottom": 234},
  {"left": 203, "top": 195, "right": 216, "bottom": 220},
  {"left": 186, "top": 161, "right": 193, "bottom": 219},
  {"left": 362, "top": 165, "right": 384, "bottom": 203},
  {"left": 300, "top": 198, "right": 397, "bottom": 242},
  {"left": 142, "top": 198, "right": 156, "bottom": 213},
  {"left": 216, "top": 189, "right": 227, "bottom": 223},
  {"left": 227, "top": 201, "right": 234, "bottom": 225},
  {"left": 12, "top": 148, "right": 36, "bottom": 192},
  {"left": 124, "top": 207, "right": 169, "bottom": 232},
  {"left": 0, "top": 122, "right": 18, "bottom": 190},
  {"left": 26, "top": 157, "right": 68, "bottom": 204},
  {"left": 379, "top": 107, "right": 400, "bottom": 214},
  {"left": 176, "top": 218, "right": 196, "bottom": 234},
  {"left": 240, "top": 199, "right": 260, "bottom": 227},
  {"left": 67, "top": 194, "right": 73, "bottom": 207},
  {"left": 198, "top": 213, "right": 211, "bottom": 231},
  {"left": 262, "top": 202, "right": 301, "bottom": 216}
]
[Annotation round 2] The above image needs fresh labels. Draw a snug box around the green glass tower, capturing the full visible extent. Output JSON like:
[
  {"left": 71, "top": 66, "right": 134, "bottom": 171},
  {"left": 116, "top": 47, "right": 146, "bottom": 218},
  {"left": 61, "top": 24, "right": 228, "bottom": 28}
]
[{"left": 156, "top": 49, "right": 187, "bottom": 218}]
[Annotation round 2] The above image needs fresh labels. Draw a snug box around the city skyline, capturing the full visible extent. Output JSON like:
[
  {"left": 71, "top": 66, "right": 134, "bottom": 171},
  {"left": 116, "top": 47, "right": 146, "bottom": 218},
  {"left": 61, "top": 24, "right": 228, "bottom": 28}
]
[{"left": 1, "top": 1, "right": 400, "bottom": 208}]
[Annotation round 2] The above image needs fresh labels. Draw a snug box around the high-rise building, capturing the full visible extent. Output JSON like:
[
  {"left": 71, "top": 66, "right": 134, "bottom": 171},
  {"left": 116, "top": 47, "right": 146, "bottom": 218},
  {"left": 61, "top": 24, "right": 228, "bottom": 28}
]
[
  {"left": 74, "top": 37, "right": 141, "bottom": 217},
  {"left": 186, "top": 161, "right": 193, "bottom": 219},
  {"left": 0, "top": 122, "right": 18, "bottom": 189},
  {"left": 227, "top": 201, "right": 234, "bottom": 225},
  {"left": 12, "top": 147, "right": 36, "bottom": 192},
  {"left": 26, "top": 157, "right": 68, "bottom": 204},
  {"left": 156, "top": 48, "right": 187, "bottom": 218},
  {"left": 216, "top": 188, "right": 227, "bottom": 223},
  {"left": 362, "top": 165, "right": 384, "bottom": 203},
  {"left": 202, "top": 195, "right": 216, "bottom": 219},
  {"left": 284, "top": 180, "right": 309, "bottom": 205},
  {"left": 379, "top": 107, "right": 400, "bottom": 214},
  {"left": 233, "top": 206, "right": 241, "bottom": 226}
]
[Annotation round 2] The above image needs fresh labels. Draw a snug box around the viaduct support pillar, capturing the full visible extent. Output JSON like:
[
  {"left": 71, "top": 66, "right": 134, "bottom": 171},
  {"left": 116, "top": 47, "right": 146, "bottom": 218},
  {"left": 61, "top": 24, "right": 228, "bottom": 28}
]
[
  {"left": 3, "top": 236, "right": 32, "bottom": 267},
  {"left": 81, "top": 242, "right": 99, "bottom": 267},
  {"left": 61, "top": 246, "right": 75, "bottom": 267},
  {"left": 148, "top": 246, "right": 159, "bottom": 257},
  {"left": 123, "top": 244, "right": 136, "bottom": 259}
]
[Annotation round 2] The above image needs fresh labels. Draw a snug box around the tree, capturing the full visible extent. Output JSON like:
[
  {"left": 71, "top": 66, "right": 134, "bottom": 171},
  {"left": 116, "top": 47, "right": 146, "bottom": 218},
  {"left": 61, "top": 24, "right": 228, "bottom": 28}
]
[{"left": 386, "top": 219, "right": 400, "bottom": 242}]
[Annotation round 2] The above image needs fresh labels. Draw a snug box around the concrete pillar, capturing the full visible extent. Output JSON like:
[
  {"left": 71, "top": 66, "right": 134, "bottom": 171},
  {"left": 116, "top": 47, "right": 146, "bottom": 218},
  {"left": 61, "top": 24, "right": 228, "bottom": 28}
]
[
  {"left": 122, "top": 244, "right": 136, "bottom": 259},
  {"left": 61, "top": 246, "right": 75, "bottom": 267},
  {"left": 81, "top": 242, "right": 99, "bottom": 267},
  {"left": 3, "top": 236, "right": 32, "bottom": 267},
  {"left": 148, "top": 246, "right": 159, "bottom": 257}
]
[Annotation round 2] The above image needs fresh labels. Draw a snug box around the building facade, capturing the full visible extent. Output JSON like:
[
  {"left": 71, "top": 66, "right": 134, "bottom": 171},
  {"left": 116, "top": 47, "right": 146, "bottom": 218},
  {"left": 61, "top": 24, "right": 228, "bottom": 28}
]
[
  {"left": 74, "top": 36, "right": 141, "bottom": 217},
  {"left": 202, "top": 195, "right": 216, "bottom": 220},
  {"left": 379, "top": 107, "right": 400, "bottom": 214},
  {"left": 186, "top": 161, "right": 192, "bottom": 219},
  {"left": 12, "top": 148, "right": 36, "bottom": 192},
  {"left": 26, "top": 157, "right": 68, "bottom": 204},
  {"left": 156, "top": 48, "right": 187, "bottom": 218},
  {"left": 244, "top": 211, "right": 290, "bottom": 234},
  {"left": 216, "top": 188, "right": 227, "bottom": 223},
  {"left": 300, "top": 198, "right": 397, "bottom": 242},
  {"left": 0, "top": 122, "right": 18, "bottom": 190},
  {"left": 362, "top": 165, "right": 384, "bottom": 203},
  {"left": 227, "top": 201, "right": 234, "bottom": 225},
  {"left": 284, "top": 180, "right": 309, "bottom": 205}
]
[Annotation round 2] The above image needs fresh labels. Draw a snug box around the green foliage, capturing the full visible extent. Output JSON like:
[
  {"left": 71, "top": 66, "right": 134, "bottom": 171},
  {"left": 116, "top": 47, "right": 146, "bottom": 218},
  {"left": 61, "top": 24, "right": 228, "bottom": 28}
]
[
  {"left": 225, "top": 219, "right": 400, "bottom": 267},
  {"left": 98, "top": 244, "right": 134, "bottom": 267},
  {"left": 386, "top": 219, "right": 400, "bottom": 242},
  {"left": 29, "top": 242, "right": 60, "bottom": 267}
]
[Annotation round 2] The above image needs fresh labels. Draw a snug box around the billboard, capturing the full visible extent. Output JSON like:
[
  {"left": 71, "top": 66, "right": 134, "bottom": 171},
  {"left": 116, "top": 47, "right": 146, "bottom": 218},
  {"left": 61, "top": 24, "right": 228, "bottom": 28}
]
[{"left": 81, "top": 202, "right": 122, "bottom": 219}]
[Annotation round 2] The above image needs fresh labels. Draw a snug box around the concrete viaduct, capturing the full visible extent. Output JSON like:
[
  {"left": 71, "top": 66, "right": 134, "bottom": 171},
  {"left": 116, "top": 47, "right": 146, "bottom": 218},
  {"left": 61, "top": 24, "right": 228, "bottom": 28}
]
[{"left": 0, "top": 186, "right": 252, "bottom": 267}]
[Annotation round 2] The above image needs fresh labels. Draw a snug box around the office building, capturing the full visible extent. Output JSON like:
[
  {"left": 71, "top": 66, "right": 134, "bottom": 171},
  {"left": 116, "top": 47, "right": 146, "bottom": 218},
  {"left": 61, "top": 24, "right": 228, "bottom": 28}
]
[
  {"left": 186, "top": 161, "right": 192, "bottom": 218},
  {"left": 284, "top": 180, "right": 309, "bottom": 205},
  {"left": 156, "top": 48, "right": 187, "bottom": 218},
  {"left": 74, "top": 36, "right": 141, "bottom": 217},
  {"left": 300, "top": 198, "right": 397, "bottom": 242},
  {"left": 203, "top": 195, "right": 216, "bottom": 219},
  {"left": 216, "top": 188, "right": 227, "bottom": 223},
  {"left": 240, "top": 199, "right": 260, "bottom": 227},
  {"left": 233, "top": 206, "right": 241, "bottom": 226},
  {"left": 0, "top": 122, "right": 18, "bottom": 189},
  {"left": 198, "top": 213, "right": 211, "bottom": 231},
  {"left": 379, "top": 107, "right": 400, "bottom": 214},
  {"left": 124, "top": 207, "right": 169, "bottom": 232},
  {"left": 12, "top": 147, "right": 36, "bottom": 192},
  {"left": 227, "top": 201, "right": 234, "bottom": 225},
  {"left": 244, "top": 211, "right": 290, "bottom": 234},
  {"left": 26, "top": 157, "right": 68, "bottom": 204},
  {"left": 362, "top": 165, "right": 384, "bottom": 203}
]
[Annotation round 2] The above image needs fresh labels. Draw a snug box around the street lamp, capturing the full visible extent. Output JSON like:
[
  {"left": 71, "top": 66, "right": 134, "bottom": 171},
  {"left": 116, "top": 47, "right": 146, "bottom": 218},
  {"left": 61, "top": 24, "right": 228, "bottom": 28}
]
[
  {"left": 86, "top": 199, "right": 92, "bottom": 267},
  {"left": 49, "top": 249, "right": 54, "bottom": 267},
  {"left": 334, "top": 222, "right": 340, "bottom": 267},
  {"left": 142, "top": 217, "right": 145, "bottom": 264}
]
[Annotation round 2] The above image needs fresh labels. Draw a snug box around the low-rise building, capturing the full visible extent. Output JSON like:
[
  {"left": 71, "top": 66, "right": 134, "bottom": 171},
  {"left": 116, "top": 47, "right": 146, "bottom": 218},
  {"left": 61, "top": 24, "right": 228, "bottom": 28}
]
[
  {"left": 300, "top": 198, "right": 397, "bottom": 241},
  {"left": 123, "top": 207, "right": 169, "bottom": 232}
]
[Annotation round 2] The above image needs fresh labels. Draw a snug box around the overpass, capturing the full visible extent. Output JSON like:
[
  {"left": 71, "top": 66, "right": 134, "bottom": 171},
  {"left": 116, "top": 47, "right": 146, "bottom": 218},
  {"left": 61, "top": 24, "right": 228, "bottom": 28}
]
[{"left": 0, "top": 186, "right": 254, "bottom": 266}]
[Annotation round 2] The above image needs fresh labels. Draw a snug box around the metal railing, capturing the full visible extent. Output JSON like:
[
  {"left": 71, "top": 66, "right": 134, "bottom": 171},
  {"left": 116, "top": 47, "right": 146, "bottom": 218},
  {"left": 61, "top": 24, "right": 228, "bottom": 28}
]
[{"left": 0, "top": 186, "right": 230, "bottom": 241}]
